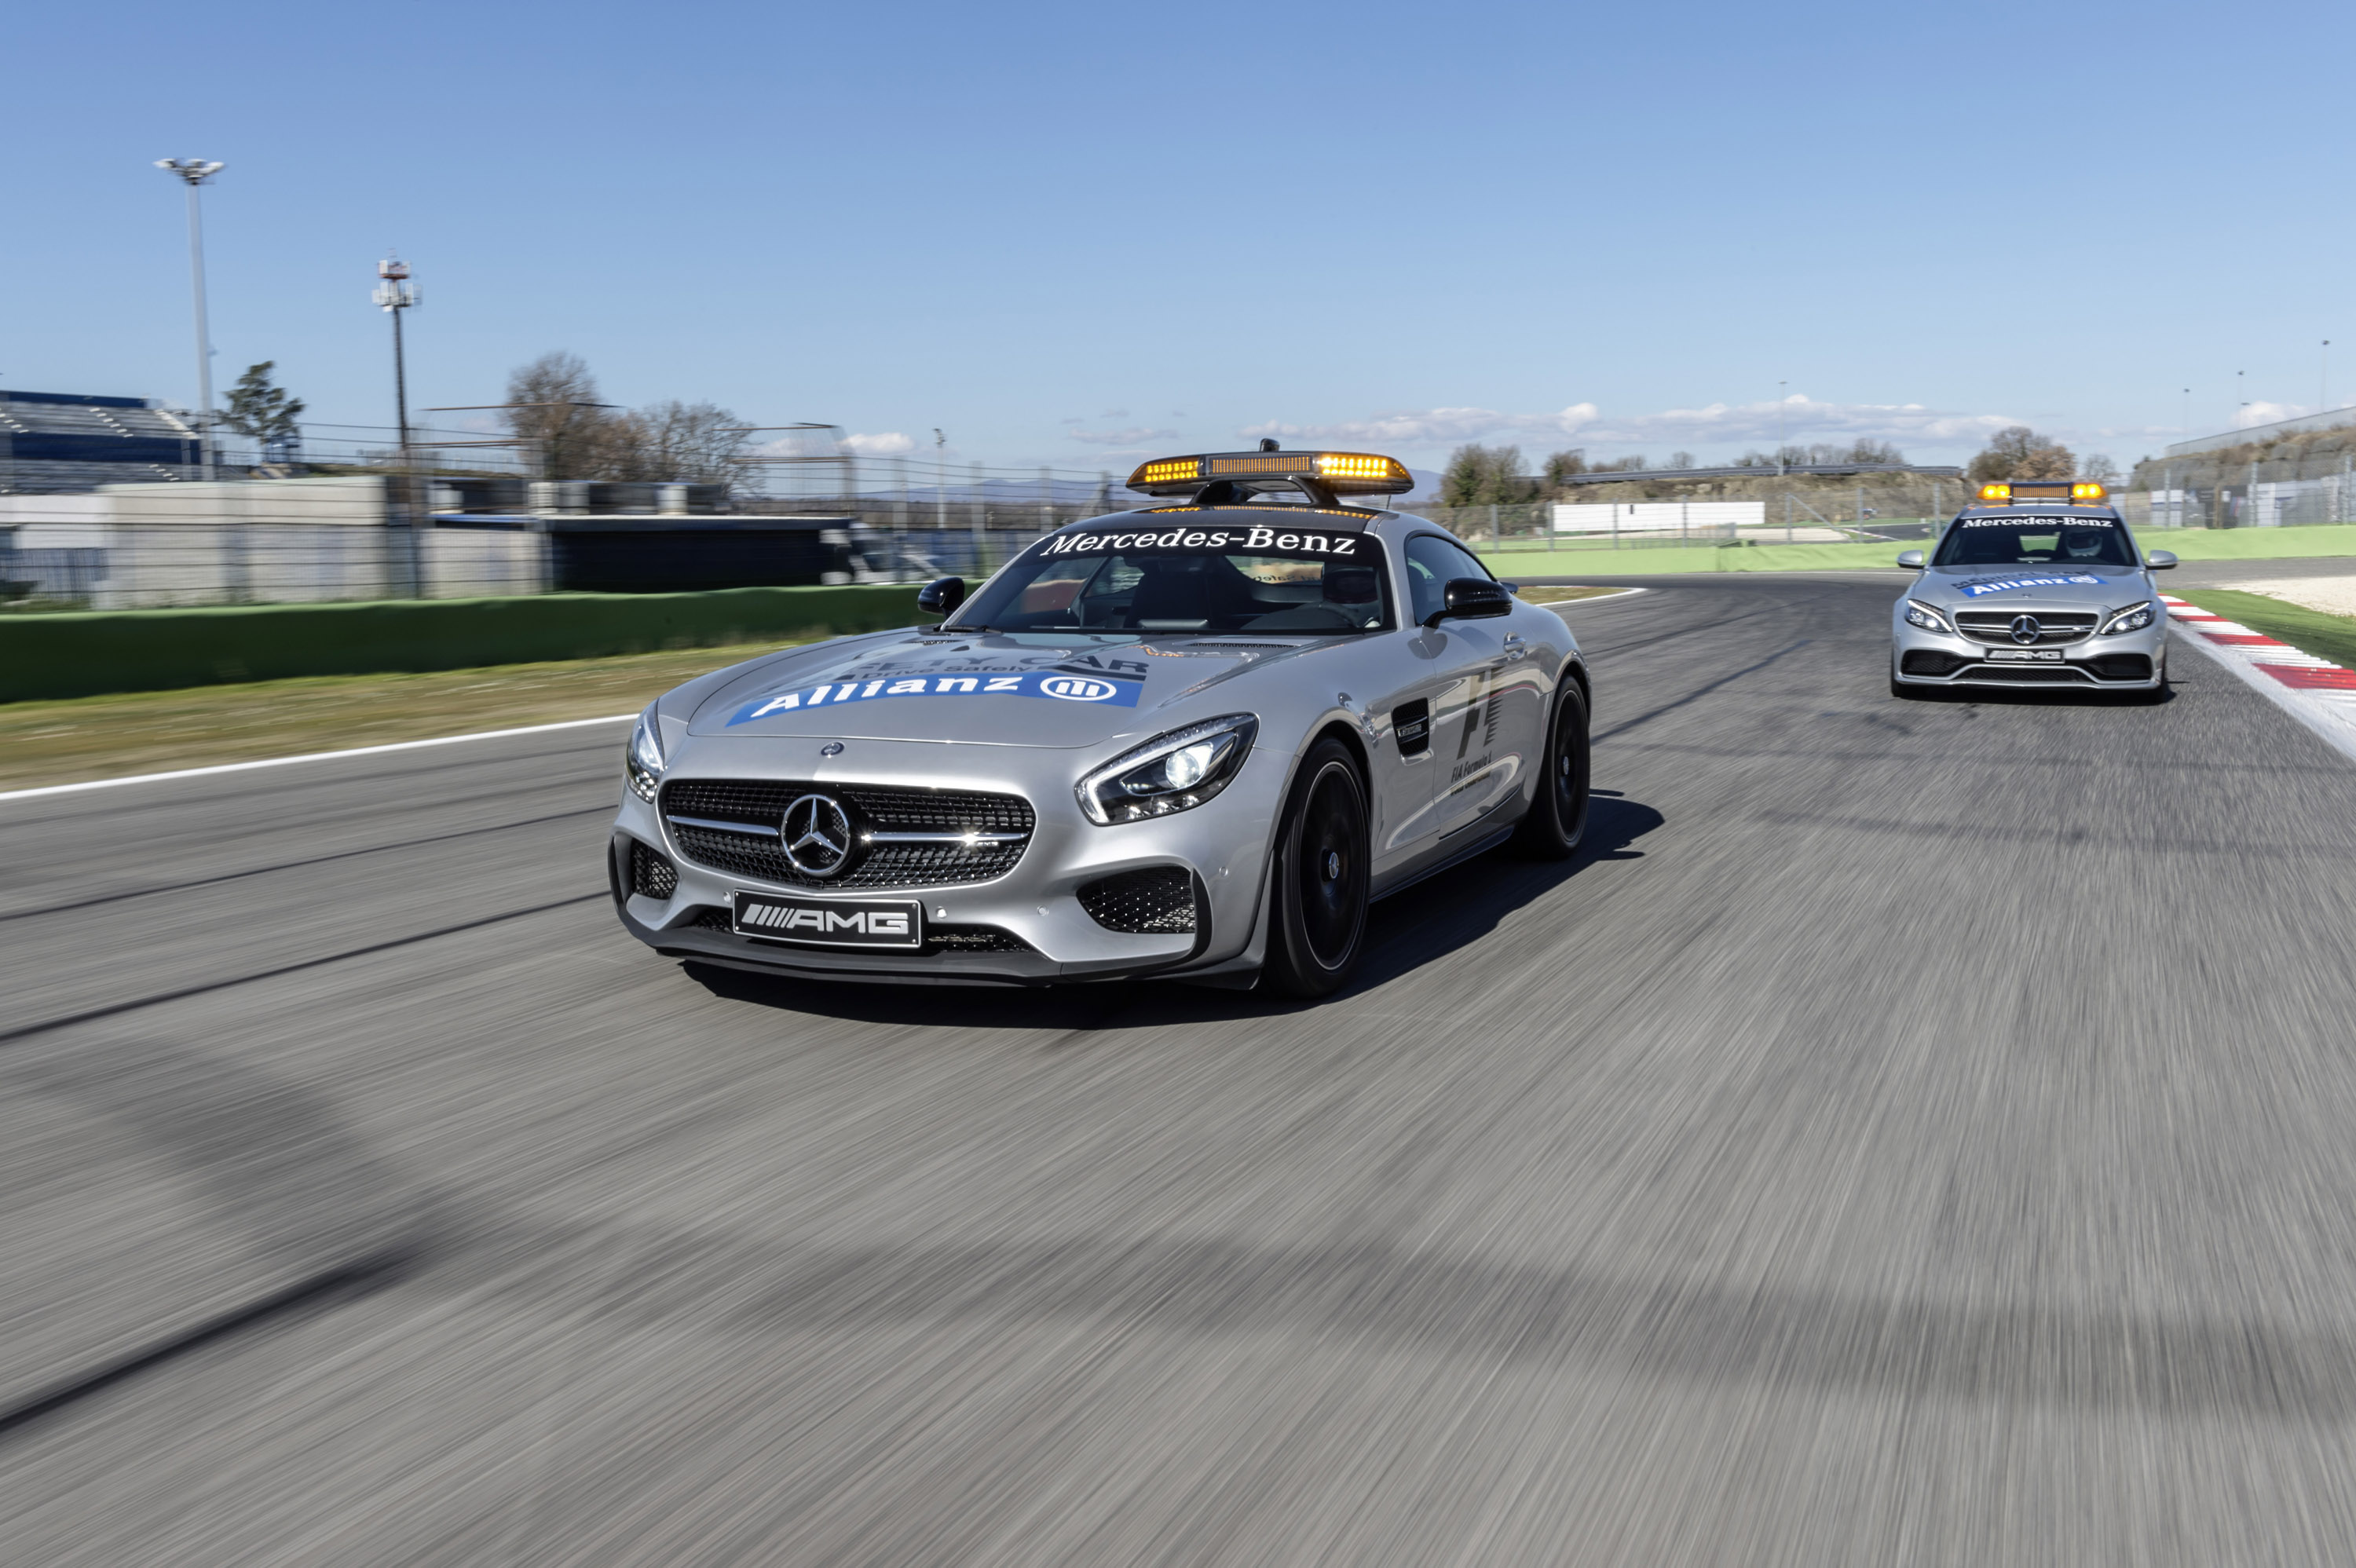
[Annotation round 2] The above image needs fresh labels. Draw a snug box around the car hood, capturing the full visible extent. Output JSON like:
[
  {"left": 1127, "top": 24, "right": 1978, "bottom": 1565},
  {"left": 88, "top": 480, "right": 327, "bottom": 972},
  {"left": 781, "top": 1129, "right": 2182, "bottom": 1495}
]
[
  {"left": 1910, "top": 565, "right": 2149, "bottom": 608},
  {"left": 686, "top": 630, "right": 1324, "bottom": 747}
]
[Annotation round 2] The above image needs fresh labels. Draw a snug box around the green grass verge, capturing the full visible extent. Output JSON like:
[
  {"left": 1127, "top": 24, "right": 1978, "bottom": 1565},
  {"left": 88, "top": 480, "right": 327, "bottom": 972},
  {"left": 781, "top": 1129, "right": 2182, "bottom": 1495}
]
[
  {"left": 2176, "top": 589, "right": 2356, "bottom": 670},
  {"left": 0, "top": 583, "right": 921, "bottom": 704},
  {"left": 1475, "top": 522, "right": 2356, "bottom": 577}
]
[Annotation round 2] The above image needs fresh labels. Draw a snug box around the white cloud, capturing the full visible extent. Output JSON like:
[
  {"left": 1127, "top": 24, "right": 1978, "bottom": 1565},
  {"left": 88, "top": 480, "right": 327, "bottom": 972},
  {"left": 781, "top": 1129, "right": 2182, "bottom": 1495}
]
[
  {"left": 1241, "top": 394, "right": 2025, "bottom": 457},
  {"left": 2233, "top": 400, "right": 2309, "bottom": 429},
  {"left": 842, "top": 431, "right": 915, "bottom": 455},
  {"left": 1069, "top": 426, "right": 1178, "bottom": 447}
]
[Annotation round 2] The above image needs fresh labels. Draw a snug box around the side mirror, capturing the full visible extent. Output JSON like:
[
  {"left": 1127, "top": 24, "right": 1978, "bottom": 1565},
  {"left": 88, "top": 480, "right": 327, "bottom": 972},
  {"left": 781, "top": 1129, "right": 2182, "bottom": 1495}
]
[
  {"left": 915, "top": 576, "right": 965, "bottom": 615},
  {"left": 1896, "top": 550, "right": 1926, "bottom": 568},
  {"left": 1425, "top": 577, "right": 1512, "bottom": 627},
  {"left": 2146, "top": 550, "right": 2178, "bottom": 569}
]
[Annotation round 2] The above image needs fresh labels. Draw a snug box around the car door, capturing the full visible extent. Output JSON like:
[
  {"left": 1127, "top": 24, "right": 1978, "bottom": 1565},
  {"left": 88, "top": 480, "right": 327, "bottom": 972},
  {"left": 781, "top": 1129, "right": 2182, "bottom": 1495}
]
[{"left": 1404, "top": 534, "right": 1545, "bottom": 843}]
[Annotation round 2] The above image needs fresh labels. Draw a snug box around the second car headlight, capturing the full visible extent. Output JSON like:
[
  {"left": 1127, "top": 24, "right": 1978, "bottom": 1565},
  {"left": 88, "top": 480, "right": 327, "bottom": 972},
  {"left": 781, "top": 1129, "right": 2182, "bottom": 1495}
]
[
  {"left": 626, "top": 704, "right": 667, "bottom": 802},
  {"left": 1904, "top": 600, "right": 1954, "bottom": 634},
  {"left": 1077, "top": 714, "right": 1258, "bottom": 825},
  {"left": 2101, "top": 601, "right": 2158, "bottom": 635}
]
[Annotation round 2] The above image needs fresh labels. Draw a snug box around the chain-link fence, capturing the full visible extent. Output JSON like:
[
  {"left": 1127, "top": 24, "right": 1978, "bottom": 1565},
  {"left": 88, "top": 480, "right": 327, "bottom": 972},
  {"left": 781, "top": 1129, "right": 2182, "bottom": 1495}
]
[{"left": 2122, "top": 444, "right": 2356, "bottom": 530}]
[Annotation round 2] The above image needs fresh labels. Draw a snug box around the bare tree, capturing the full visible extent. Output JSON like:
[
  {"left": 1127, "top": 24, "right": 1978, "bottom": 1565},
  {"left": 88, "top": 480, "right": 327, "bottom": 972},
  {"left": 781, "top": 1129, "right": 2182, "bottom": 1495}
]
[
  {"left": 1667, "top": 450, "right": 1697, "bottom": 470},
  {"left": 602, "top": 400, "right": 748, "bottom": 488},
  {"left": 503, "top": 352, "right": 613, "bottom": 480},
  {"left": 1967, "top": 426, "right": 2076, "bottom": 483},
  {"left": 2079, "top": 453, "right": 2120, "bottom": 484}
]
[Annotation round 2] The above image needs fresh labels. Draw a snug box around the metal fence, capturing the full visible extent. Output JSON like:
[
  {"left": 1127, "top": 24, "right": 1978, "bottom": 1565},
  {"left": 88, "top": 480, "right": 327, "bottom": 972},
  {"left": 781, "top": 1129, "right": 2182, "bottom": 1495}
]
[{"left": 2122, "top": 448, "right": 2356, "bottom": 530}]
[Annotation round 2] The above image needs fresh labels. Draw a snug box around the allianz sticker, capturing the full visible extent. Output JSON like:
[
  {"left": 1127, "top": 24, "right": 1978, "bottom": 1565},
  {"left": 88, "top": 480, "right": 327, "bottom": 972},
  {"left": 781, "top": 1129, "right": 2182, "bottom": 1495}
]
[
  {"left": 1955, "top": 573, "right": 2103, "bottom": 597},
  {"left": 727, "top": 667, "right": 1141, "bottom": 725}
]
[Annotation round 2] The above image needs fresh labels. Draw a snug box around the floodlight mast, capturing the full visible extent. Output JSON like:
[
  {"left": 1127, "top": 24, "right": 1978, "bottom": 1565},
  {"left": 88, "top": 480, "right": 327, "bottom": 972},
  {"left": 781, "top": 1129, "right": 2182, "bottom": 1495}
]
[
  {"left": 154, "top": 159, "right": 225, "bottom": 481},
  {"left": 372, "top": 258, "right": 421, "bottom": 482}
]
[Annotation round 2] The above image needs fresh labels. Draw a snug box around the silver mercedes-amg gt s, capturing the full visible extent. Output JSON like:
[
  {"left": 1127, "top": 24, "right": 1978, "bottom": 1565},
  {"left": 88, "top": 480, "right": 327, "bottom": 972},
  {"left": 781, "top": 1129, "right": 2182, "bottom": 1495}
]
[
  {"left": 609, "top": 445, "right": 1593, "bottom": 996},
  {"left": 1890, "top": 481, "right": 2176, "bottom": 698}
]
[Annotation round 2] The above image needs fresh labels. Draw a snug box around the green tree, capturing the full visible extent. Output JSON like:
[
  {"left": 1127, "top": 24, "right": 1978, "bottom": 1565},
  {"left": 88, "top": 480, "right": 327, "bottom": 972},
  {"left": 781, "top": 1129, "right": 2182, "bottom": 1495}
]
[
  {"left": 1541, "top": 448, "right": 1587, "bottom": 490},
  {"left": 1440, "top": 444, "right": 1533, "bottom": 506},
  {"left": 1967, "top": 426, "right": 2076, "bottom": 483},
  {"left": 219, "top": 361, "right": 305, "bottom": 457}
]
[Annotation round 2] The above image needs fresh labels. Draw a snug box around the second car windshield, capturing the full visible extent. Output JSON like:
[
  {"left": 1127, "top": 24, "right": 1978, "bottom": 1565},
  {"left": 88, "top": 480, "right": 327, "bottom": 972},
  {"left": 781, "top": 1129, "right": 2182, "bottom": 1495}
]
[
  {"left": 1933, "top": 515, "right": 2138, "bottom": 568},
  {"left": 946, "top": 521, "right": 1392, "bottom": 635}
]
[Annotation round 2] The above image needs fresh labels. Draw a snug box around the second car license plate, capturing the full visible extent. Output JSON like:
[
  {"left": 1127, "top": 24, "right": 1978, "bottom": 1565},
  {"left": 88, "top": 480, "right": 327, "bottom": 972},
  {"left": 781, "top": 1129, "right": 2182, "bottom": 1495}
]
[
  {"left": 733, "top": 890, "right": 922, "bottom": 948},
  {"left": 1985, "top": 648, "right": 2063, "bottom": 662}
]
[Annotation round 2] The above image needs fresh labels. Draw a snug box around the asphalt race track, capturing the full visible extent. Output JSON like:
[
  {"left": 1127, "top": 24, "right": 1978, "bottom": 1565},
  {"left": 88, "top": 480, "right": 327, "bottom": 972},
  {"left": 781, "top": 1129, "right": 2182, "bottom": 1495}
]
[{"left": 9, "top": 570, "right": 2356, "bottom": 1565}]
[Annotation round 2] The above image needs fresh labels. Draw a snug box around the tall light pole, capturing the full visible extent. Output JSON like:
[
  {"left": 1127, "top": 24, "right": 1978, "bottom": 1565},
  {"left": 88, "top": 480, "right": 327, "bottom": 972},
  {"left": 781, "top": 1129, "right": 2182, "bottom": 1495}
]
[
  {"left": 372, "top": 257, "right": 420, "bottom": 472},
  {"left": 933, "top": 428, "right": 948, "bottom": 532},
  {"left": 373, "top": 257, "right": 423, "bottom": 545},
  {"left": 155, "top": 158, "right": 225, "bottom": 481}
]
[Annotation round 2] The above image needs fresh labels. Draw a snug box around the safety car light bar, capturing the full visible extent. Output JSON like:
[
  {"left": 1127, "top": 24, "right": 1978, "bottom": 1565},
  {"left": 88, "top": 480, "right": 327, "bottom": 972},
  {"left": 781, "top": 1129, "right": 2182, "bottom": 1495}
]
[
  {"left": 1127, "top": 448, "right": 1414, "bottom": 497},
  {"left": 1975, "top": 481, "right": 2108, "bottom": 505}
]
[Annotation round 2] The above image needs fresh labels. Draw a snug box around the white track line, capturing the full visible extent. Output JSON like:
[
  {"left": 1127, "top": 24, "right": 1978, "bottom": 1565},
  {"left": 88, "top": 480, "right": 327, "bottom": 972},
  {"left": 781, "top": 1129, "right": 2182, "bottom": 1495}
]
[
  {"left": 1527, "top": 586, "right": 1648, "bottom": 608},
  {"left": 2162, "top": 597, "right": 2356, "bottom": 766},
  {"left": 0, "top": 713, "right": 638, "bottom": 804}
]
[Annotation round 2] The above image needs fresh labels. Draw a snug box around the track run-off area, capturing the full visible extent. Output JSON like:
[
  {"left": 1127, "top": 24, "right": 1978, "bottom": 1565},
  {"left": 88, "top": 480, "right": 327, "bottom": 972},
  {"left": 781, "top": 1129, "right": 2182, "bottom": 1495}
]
[{"left": 7, "top": 568, "right": 2356, "bottom": 1565}]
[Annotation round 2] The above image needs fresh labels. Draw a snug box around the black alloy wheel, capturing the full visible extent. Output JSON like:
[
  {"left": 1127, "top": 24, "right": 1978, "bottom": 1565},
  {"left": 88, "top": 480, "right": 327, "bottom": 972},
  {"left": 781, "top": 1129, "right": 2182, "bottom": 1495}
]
[
  {"left": 1512, "top": 677, "right": 1590, "bottom": 859},
  {"left": 1263, "top": 738, "right": 1370, "bottom": 999}
]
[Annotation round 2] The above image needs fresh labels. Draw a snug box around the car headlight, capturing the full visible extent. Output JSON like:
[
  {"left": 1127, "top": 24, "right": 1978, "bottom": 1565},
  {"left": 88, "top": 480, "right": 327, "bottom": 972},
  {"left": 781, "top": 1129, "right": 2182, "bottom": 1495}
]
[
  {"left": 2101, "top": 601, "right": 2157, "bottom": 635},
  {"left": 1077, "top": 714, "right": 1258, "bottom": 825},
  {"left": 625, "top": 704, "right": 667, "bottom": 802},
  {"left": 1904, "top": 600, "right": 1954, "bottom": 634}
]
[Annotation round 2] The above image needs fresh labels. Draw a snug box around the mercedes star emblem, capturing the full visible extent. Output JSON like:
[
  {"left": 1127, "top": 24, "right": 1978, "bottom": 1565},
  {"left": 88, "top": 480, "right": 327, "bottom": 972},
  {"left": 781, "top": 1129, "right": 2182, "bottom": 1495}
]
[
  {"left": 2009, "top": 615, "right": 2043, "bottom": 645},
  {"left": 780, "top": 793, "right": 854, "bottom": 878}
]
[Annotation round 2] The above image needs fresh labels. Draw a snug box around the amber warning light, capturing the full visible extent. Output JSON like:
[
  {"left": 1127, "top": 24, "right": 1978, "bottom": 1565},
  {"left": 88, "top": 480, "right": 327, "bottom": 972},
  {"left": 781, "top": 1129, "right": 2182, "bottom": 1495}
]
[
  {"left": 1127, "top": 448, "right": 1414, "bottom": 498},
  {"left": 1976, "top": 481, "right": 2107, "bottom": 506}
]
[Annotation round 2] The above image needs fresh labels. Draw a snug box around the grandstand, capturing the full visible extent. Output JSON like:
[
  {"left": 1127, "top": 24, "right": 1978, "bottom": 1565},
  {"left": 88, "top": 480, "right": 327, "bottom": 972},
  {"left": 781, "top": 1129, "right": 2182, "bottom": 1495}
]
[{"left": 0, "top": 390, "right": 203, "bottom": 493}]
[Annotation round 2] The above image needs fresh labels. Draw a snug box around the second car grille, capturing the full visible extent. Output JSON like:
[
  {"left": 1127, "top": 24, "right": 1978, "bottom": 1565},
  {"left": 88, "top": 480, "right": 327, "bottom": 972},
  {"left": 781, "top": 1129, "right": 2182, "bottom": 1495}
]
[
  {"left": 660, "top": 777, "right": 1033, "bottom": 889},
  {"left": 1955, "top": 609, "right": 2099, "bottom": 645}
]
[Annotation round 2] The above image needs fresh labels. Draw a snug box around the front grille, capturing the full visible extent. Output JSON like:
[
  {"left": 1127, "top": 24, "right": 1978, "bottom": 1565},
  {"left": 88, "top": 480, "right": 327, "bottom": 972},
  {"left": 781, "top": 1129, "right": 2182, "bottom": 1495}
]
[
  {"left": 660, "top": 778, "right": 1033, "bottom": 889},
  {"left": 1955, "top": 609, "right": 2099, "bottom": 646},
  {"left": 629, "top": 839, "right": 678, "bottom": 900},
  {"left": 1077, "top": 866, "right": 1198, "bottom": 934}
]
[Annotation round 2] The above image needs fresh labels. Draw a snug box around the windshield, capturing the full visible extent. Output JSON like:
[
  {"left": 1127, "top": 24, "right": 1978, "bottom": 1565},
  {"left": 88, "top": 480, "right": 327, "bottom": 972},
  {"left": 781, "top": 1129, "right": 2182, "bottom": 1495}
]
[
  {"left": 946, "top": 518, "right": 1392, "bottom": 635},
  {"left": 1933, "top": 514, "right": 2138, "bottom": 568}
]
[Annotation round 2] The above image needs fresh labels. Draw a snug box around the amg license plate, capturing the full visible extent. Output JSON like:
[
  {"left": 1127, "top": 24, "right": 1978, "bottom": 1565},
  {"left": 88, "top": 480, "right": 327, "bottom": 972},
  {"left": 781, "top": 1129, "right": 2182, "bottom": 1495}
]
[
  {"left": 1985, "top": 648, "right": 2063, "bottom": 662},
  {"left": 732, "top": 890, "right": 922, "bottom": 948}
]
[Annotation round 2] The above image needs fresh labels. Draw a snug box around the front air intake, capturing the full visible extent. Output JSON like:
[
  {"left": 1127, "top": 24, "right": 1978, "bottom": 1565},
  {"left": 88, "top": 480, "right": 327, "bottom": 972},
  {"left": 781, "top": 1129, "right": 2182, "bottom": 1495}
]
[
  {"left": 630, "top": 839, "right": 678, "bottom": 900},
  {"left": 1077, "top": 866, "right": 1198, "bottom": 934}
]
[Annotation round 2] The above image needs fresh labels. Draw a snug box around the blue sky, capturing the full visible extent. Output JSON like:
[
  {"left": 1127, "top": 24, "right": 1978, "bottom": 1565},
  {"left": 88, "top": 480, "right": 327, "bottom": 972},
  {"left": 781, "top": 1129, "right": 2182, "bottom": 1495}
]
[{"left": 7, "top": 0, "right": 2351, "bottom": 476}]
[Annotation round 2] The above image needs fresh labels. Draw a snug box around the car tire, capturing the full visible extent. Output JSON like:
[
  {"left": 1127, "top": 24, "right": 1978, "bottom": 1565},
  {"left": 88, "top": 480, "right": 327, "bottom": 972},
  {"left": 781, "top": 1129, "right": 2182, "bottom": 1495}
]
[
  {"left": 1890, "top": 660, "right": 1922, "bottom": 700},
  {"left": 1511, "top": 677, "right": 1590, "bottom": 860},
  {"left": 1260, "top": 737, "right": 1370, "bottom": 999}
]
